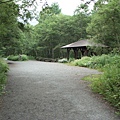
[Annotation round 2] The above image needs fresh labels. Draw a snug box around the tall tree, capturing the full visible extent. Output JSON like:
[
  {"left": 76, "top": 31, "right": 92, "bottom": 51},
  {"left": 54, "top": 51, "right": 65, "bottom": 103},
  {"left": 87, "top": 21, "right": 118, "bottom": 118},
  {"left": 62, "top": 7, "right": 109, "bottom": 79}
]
[
  {"left": 74, "top": 3, "right": 91, "bottom": 39},
  {"left": 34, "top": 11, "right": 90, "bottom": 59},
  {"left": 0, "top": 0, "right": 40, "bottom": 56},
  {"left": 0, "top": 0, "right": 20, "bottom": 56},
  {"left": 87, "top": 0, "right": 120, "bottom": 48},
  {"left": 39, "top": 2, "right": 61, "bottom": 22}
]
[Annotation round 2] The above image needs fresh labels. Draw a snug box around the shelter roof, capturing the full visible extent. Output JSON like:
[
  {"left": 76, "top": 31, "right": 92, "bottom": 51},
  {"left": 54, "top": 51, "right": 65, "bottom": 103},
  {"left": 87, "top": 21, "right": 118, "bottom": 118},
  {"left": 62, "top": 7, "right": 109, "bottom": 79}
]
[{"left": 61, "top": 40, "right": 107, "bottom": 49}]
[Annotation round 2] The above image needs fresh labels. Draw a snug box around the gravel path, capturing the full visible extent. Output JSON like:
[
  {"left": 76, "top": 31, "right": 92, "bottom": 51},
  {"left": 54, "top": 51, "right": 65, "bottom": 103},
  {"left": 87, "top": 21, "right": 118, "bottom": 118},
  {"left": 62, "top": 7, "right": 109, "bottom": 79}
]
[{"left": 0, "top": 61, "right": 119, "bottom": 120}]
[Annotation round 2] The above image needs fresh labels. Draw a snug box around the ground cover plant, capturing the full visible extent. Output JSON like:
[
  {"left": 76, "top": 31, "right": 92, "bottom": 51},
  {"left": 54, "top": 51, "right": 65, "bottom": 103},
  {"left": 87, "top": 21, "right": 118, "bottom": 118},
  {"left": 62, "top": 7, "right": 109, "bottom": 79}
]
[
  {"left": 70, "top": 54, "right": 120, "bottom": 113},
  {"left": 0, "top": 58, "right": 9, "bottom": 95},
  {"left": 58, "top": 58, "right": 68, "bottom": 63},
  {"left": 7, "top": 55, "right": 28, "bottom": 61}
]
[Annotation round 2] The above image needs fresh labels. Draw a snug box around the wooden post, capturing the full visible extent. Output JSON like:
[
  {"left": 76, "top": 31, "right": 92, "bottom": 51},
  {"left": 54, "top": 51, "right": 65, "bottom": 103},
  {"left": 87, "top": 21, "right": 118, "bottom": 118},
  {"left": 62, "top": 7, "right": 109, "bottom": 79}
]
[
  {"left": 76, "top": 48, "right": 79, "bottom": 59},
  {"left": 73, "top": 48, "right": 79, "bottom": 59},
  {"left": 78, "top": 48, "right": 81, "bottom": 59},
  {"left": 67, "top": 48, "right": 70, "bottom": 60},
  {"left": 80, "top": 48, "right": 84, "bottom": 57}
]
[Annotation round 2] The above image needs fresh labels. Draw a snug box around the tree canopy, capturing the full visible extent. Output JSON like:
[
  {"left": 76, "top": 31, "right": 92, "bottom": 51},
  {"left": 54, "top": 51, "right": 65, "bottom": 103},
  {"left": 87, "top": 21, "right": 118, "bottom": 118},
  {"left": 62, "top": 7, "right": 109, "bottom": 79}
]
[
  {"left": 0, "top": 0, "right": 120, "bottom": 57},
  {"left": 87, "top": 0, "right": 120, "bottom": 48}
]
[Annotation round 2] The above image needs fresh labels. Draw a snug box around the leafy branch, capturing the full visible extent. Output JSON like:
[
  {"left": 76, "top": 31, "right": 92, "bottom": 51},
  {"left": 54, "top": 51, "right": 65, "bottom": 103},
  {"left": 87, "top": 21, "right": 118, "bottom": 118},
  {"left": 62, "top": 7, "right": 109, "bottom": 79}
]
[{"left": 0, "top": 0, "right": 13, "bottom": 4}]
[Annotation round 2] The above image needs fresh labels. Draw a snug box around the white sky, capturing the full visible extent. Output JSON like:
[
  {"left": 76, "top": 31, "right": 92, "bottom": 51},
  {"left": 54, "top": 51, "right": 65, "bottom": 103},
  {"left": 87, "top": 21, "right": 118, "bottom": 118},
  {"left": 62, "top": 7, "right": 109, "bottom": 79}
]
[
  {"left": 30, "top": 0, "right": 94, "bottom": 25},
  {"left": 40, "top": 0, "right": 94, "bottom": 15},
  {"left": 47, "top": 0, "right": 83, "bottom": 15}
]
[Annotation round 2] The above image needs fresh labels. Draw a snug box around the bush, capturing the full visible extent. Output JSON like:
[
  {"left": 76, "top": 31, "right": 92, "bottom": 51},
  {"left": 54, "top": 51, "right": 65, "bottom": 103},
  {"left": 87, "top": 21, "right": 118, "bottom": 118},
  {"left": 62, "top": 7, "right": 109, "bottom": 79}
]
[
  {"left": 91, "top": 65, "right": 120, "bottom": 112},
  {"left": 28, "top": 56, "right": 35, "bottom": 60},
  {"left": 71, "top": 54, "right": 120, "bottom": 69},
  {"left": 70, "top": 56, "right": 92, "bottom": 67},
  {"left": 7, "top": 55, "right": 19, "bottom": 61},
  {"left": 0, "top": 58, "right": 9, "bottom": 95},
  {"left": 68, "top": 58, "right": 75, "bottom": 62},
  {"left": 58, "top": 58, "right": 68, "bottom": 63},
  {"left": 7, "top": 54, "right": 28, "bottom": 61},
  {"left": 21, "top": 55, "right": 28, "bottom": 61}
]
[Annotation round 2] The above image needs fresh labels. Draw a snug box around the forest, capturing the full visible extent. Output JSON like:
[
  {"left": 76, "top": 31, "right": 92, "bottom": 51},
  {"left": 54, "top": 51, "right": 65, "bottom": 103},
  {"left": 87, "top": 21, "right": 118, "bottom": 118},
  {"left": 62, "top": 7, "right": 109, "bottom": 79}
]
[{"left": 0, "top": 0, "right": 120, "bottom": 113}]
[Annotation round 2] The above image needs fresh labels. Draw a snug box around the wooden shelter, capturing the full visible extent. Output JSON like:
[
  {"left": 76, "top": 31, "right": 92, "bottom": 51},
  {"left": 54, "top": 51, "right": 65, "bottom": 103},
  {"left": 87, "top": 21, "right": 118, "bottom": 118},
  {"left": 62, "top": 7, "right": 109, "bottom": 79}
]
[{"left": 61, "top": 40, "right": 107, "bottom": 60}]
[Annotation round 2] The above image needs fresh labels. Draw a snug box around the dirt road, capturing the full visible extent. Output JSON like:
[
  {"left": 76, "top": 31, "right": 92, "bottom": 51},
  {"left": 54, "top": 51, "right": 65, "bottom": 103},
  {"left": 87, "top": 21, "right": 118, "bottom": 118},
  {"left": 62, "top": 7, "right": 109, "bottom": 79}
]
[{"left": 0, "top": 61, "right": 119, "bottom": 120}]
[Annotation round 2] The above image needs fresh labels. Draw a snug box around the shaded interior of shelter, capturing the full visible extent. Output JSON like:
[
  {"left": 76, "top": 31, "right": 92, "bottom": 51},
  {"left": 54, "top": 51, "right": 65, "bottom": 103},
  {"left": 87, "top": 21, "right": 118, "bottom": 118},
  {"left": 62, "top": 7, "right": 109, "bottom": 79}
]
[{"left": 61, "top": 40, "right": 108, "bottom": 60}]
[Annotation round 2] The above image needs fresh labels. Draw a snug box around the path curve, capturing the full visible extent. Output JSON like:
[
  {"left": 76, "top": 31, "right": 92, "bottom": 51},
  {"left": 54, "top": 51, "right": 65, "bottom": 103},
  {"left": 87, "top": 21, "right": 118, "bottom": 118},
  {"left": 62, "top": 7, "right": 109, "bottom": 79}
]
[{"left": 0, "top": 61, "right": 119, "bottom": 120}]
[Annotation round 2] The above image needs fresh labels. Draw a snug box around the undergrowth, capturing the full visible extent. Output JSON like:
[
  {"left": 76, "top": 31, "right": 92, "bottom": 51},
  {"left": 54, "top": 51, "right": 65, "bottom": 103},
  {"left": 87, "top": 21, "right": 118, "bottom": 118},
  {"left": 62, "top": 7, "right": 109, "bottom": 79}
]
[
  {"left": 7, "top": 54, "right": 28, "bottom": 61},
  {"left": 0, "top": 58, "right": 9, "bottom": 95}
]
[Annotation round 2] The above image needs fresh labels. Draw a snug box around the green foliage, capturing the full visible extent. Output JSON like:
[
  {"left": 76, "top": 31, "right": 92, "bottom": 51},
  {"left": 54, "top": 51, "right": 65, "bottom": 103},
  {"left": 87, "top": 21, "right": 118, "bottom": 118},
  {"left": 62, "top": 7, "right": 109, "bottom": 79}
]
[
  {"left": 33, "top": 2, "right": 90, "bottom": 59},
  {"left": 58, "top": 58, "right": 68, "bottom": 63},
  {"left": 0, "top": 59, "right": 9, "bottom": 73},
  {"left": 0, "top": 0, "right": 29, "bottom": 56},
  {"left": 0, "top": 0, "right": 20, "bottom": 56},
  {"left": 0, "top": 59, "right": 9, "bottom": 95},
  {"left": 7, "top": 55, "right": 19, "bottom": 61},
  {"left": 0, "top": 0, "right": 42, "bottom": 57},
  {"left": 87, "top": 0, "right": 120, "bottom": 48},
  {"left": 35, "top": 12, "right": 89, "bottom": 58},
  {"left": 39, "top": 2, "right": 61, "bottom": 22},
  {"left": 91, "top": 64, "right": 120, "bottom": 112},
  {"left": 28, "top": 56, "right": 35, "bottom": 60},
  {"left": 71, "top": 54, "right": 120, "bottom": 112},
  {"left": 68, "top": 58, "right": 75, "bottom": 62},
  {"left": 71, "top": 54, "right": 120, "bottom": 69},
  {"left": 110, "top": 48, "right": 120, "bottom": 55},
  {"left": 7, "top": 55, "right": 28, "bottom": 61},
  {"left": 0, "top": 0, "right": 42, "bottom": 23},
  {"left": 0, "top": 0, "right": 120, "bottom": 112},
  {"left": 0, "top": 1, "right": 18, "bottom": 35},
  {"left": 0, "top": 1, "right": 90, "bottom": 59},
  {"left": 71, "top": 56, "right": 92, "bottom": 67},
  {"left": 20, "top": 55, "right": 28, "bottom": 61}
]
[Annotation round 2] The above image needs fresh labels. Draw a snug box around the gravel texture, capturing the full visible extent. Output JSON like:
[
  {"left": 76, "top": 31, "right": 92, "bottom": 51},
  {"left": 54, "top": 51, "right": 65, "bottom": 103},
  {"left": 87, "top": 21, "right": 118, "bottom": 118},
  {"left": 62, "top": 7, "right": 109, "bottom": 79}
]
[{"left": 0, "top": 61, "right": 120, "bottom": 120}]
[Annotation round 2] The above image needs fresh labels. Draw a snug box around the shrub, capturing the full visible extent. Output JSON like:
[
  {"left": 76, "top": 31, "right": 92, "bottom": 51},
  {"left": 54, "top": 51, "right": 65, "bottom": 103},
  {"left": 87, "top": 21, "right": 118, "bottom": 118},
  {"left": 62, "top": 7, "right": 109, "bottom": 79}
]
[
  {"left": 71, "top": 54, "right": 120, "bottom": 69},
  {"left": 28, "top": 56, "right": 35, "bottom": 60},
  {"left": 7, "top": 55, "right": 19, "bottom": 61},
  {"left": 68, "top": 58, "right": 75, "bottom": 62},
  {"left": 71, "top": 56, "right": 92, "bottom": 67},
  {"left": 58, "top": 58, "right": 68, "bottom": 63},
  {"left": 7, "top": 54, "right": 28, "bottom": 61},
  {"left": 90, "top": 65, "right": 120, "bottom": 112},
  {"left": 21, "top": 55, "right": 28, "bottom": 61},
  {"left": 0, "top": 58, "right": 9, "bottom": 95}
]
